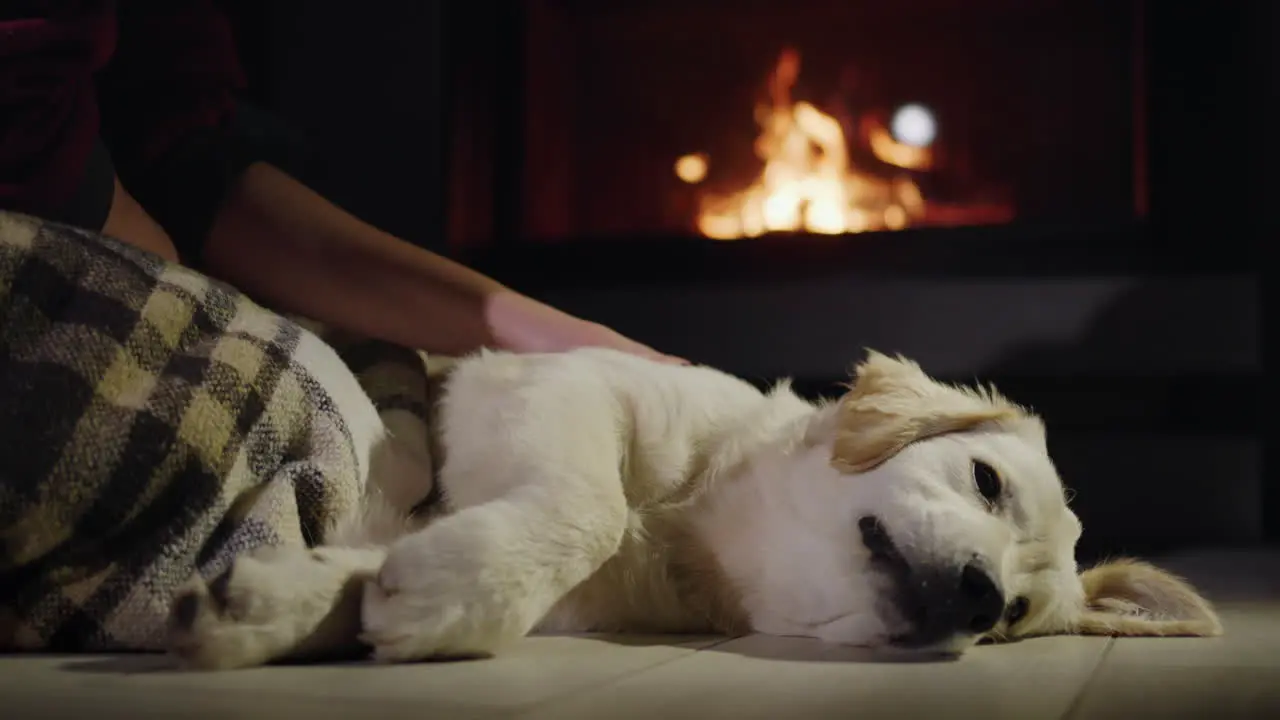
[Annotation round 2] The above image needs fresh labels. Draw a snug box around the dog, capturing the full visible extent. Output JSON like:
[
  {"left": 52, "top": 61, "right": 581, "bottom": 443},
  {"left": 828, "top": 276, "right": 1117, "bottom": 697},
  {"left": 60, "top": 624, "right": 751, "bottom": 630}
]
[{"left": 167, "top": 348, "right": 1222, "bottom": 669}]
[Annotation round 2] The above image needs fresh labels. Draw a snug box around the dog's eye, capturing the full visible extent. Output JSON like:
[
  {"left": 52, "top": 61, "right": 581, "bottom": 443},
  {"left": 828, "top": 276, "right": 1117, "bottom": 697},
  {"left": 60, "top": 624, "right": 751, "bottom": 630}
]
[
  {"left": 1005, "top": 596, "right": 1030, "bottom": 625},
  {"left": 973, "top": 460, "right": 1003, "bottom": 503}
]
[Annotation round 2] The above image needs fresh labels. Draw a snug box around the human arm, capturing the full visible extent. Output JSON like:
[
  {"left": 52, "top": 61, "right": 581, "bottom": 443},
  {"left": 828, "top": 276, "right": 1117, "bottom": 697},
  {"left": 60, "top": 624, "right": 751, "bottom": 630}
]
[{"left": 201, "top": 161, "right": 681, "bottom": 360}]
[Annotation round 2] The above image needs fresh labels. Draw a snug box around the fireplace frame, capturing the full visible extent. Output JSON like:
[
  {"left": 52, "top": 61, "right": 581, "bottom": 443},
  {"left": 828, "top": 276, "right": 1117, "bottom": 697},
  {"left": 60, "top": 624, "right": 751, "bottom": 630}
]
[{"left": 439, "top": 1, "right": 1265, "bottom": 278}]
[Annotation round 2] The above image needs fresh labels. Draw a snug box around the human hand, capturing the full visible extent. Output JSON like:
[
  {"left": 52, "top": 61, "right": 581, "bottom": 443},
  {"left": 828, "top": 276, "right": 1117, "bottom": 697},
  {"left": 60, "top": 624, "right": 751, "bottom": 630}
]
[{"left": 485, "top": 291, "right": 688, "bottom": 364}]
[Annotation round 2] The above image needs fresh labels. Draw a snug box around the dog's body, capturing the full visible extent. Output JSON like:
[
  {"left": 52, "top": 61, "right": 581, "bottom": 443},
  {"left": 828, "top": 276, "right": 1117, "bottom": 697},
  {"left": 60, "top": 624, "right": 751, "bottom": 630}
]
[{"left": 168, "top": 347, "right": 1221, "bottom": 670}]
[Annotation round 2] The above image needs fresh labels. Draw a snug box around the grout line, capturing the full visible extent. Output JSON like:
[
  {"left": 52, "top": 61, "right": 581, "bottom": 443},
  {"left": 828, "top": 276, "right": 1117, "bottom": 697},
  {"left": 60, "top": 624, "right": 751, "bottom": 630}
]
[
  {"left": 689, "top": 635, "right": 741, "bottom": 652},
  {"left": 1058, "top": 637, "right": 1117, "bottom": 720},
  {"left": 509, "top": 638, "right": 728, "bottom": 719}
]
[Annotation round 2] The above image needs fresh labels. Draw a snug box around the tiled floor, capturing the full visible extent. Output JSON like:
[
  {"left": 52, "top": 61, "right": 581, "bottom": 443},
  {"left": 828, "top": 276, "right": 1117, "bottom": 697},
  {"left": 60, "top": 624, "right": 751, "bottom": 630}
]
[{"left": 5, "top": 548, "right": 1279, "bottom": 720}]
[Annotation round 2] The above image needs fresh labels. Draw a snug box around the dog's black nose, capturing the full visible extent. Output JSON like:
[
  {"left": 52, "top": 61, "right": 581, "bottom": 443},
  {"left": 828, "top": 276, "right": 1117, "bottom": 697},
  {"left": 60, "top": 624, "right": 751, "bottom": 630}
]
[
  {"left": 956, "top": 563, "right": 1003, "bottom": 633},
  {"left": 858, "top": 518, "right": 1004, "bottom": 645},
  {"left": 898, "top": 562, "right": 1005, "bottom": 645}
]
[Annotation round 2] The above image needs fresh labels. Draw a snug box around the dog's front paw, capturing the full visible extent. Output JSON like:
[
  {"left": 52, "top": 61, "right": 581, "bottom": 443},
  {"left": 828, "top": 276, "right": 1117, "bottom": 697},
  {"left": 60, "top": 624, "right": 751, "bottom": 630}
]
[
  {"left": 167, "top": 545, "right": 380, "bottom": 670},
  {"left": 360, "top": 519, "right": 540, "bottom": 663}
]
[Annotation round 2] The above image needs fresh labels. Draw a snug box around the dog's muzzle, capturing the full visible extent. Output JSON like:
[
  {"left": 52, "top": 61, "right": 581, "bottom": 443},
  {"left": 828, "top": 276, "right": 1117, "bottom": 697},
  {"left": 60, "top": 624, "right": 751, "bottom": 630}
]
[{"left": 857, "top": 515, "right": 1005, "bottom": 648}]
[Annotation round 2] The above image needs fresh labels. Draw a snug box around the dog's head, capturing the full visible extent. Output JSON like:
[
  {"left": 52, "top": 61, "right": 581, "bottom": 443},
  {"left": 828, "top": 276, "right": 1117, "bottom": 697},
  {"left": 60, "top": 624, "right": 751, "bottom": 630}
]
[{"left": 707, "top": 351, "right": 1221, "bottom": 654}]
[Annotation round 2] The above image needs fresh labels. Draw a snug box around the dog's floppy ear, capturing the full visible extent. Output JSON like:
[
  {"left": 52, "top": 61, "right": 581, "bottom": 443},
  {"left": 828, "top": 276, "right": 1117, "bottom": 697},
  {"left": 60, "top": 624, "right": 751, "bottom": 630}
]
[
  {"left": 1073, "top": 559, "right": 1222, "bottom": 637},
  {"left": 830, "top": 350, "right": 1029, "bottom": 473}
]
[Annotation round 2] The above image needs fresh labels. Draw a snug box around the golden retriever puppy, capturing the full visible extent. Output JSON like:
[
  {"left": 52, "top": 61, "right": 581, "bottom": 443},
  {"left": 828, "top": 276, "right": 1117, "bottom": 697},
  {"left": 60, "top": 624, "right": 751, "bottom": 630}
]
[{"left": 168, "top": 349, "right": 1221, "bottom": 669}]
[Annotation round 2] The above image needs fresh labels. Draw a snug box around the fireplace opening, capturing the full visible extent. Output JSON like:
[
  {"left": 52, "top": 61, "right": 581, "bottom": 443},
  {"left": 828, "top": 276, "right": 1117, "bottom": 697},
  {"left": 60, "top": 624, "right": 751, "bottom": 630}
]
[
  {"left": 674, "top": 47, "right": 1017, "bottom": 240},
  {"left": 444, "top": 0, "right": 1144, "bottom": 250}
]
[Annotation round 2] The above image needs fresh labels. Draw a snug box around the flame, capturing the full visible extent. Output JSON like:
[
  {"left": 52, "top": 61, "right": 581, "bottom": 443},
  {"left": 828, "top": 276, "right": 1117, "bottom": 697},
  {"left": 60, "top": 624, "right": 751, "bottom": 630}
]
[
  {"left": 867, "top": 122, "right": 933, "bottom": 171},
  {"left": 674, "top": 153, "right": 709, "bottom": 183},
  {"left": 683, "top": 49, "right": 930, "bottom": 240}
]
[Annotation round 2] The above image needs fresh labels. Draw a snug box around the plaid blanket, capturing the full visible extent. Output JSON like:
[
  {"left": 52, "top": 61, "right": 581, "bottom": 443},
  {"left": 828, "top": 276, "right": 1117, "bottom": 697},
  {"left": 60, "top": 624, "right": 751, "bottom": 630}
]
[{"left": 0, "top": 211, "right": 441, "bottom": 652}]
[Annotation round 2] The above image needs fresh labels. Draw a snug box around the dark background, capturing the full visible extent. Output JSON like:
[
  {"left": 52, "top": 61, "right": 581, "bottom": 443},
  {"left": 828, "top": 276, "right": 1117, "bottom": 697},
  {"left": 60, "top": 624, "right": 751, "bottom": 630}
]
[{"left": 220, "top": 0, "right": 1271, "bottom": 561}]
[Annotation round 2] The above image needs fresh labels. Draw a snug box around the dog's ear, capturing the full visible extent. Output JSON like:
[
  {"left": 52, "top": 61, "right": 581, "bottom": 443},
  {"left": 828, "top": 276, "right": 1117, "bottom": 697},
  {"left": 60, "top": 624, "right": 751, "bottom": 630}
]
[
  {"left": 1073, "top": 559, "right": 1222, "bottom": 637},
  {"left": 830, "top": 351, "right": 1030, "bottom": 473}
]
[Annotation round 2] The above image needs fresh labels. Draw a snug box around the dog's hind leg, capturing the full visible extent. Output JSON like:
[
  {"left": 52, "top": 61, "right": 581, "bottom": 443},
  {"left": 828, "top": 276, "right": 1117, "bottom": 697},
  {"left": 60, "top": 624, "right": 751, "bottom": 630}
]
[
  {"left": 168, "top": 434, "right": 433, "bottom": 670},
  {"left": 168, "top": 543, "right": 387, "bottom": 670}
]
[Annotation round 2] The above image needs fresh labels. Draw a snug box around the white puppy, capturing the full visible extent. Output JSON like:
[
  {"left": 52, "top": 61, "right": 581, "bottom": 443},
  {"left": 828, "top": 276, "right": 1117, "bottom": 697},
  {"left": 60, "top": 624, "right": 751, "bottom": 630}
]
[{"left": 168, "top": 348, "right": 1222, "bottom": 669}]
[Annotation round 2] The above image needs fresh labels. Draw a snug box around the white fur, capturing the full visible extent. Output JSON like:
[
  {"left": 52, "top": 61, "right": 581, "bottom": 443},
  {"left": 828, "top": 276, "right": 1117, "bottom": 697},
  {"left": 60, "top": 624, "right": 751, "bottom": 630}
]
[{"left": 168, "top": 346, "right": 1220, "bottom": 670}]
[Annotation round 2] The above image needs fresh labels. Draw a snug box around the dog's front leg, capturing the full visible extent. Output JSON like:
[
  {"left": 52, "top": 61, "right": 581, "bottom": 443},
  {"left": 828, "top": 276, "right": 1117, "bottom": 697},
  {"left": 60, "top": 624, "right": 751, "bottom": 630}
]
[{"left": 359, "top": 468, "right": 628, "bottom": 662}]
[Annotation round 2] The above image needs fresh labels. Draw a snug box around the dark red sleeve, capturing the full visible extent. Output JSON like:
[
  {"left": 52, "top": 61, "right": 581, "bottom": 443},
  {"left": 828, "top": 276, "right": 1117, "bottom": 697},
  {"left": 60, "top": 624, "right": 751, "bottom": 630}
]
[
  {"left": 0, "top": 1, "right": 118, "bottom": 221},
  {"left": 96, "top": 0, "right": 244, "bottom": 174},
  {"left": 100, "top": 1, "right": 302, "bottom": 263},
  {"left": 3, "top": 1, "right": 303, "bottom": 260}
]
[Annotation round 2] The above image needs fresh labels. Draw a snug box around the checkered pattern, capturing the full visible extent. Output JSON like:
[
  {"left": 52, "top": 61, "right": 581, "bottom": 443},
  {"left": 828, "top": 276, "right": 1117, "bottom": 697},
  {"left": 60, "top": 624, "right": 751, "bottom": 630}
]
[{"left": 0, "top": 211, "right": 441, "bottom": 651}]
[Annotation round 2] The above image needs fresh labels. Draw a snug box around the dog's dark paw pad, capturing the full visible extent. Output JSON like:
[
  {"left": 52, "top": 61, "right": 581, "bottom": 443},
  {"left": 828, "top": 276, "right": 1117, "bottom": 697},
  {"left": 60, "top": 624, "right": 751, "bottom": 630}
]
[
  {"left": 171, "top": 591, "right": 202, "bottom": 631},
  {"left": 207, "top": 570, "right": 234, "bottom": 610}
]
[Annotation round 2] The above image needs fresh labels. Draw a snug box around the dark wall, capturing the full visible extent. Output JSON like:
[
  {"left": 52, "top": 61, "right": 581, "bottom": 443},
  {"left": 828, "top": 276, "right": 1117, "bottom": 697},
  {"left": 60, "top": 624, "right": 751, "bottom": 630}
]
[
  {"left": 1146, "top": 1, "right": 1273, "bottom": 245},
  {"left": 225, "top": 1, "right": 449, "bottom": 252},
  {"left": 1142, "top": 0, "right": 1274, "bottom": 545}
]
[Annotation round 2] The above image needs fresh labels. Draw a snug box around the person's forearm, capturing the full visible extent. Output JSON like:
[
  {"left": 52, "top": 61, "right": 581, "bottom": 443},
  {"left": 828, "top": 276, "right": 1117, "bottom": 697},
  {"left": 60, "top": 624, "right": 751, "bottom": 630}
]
[
  {"left": 203, "top": 162, "right": 508, "bottom": 354},
  {"left": 103, "top": 174, "right": 180, "bottom": 263}
]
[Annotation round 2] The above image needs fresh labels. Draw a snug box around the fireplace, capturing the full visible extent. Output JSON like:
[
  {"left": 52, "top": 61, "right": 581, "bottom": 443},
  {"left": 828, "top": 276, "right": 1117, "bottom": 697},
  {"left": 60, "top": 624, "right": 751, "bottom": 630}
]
[{"left": 444, "top": 0, "right": 1147, "bottom": 253}]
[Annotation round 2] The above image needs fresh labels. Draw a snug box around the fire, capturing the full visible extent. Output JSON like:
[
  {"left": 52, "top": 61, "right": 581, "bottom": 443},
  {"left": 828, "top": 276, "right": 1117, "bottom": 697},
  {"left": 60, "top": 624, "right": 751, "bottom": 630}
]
[
  {"left": 674, "top": 153, "right": 709, "bottom": 184},
  {"left": 681, "top": 49, "right": 933, "bottom": 240}
]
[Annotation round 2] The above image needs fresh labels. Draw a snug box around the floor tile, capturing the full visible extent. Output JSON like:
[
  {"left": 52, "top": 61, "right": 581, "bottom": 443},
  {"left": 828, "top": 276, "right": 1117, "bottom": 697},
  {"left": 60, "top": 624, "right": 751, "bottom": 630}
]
[
  {"left": 5, "top": 547, "right": 1278, "bottom": 720},
  {"left": 520, "top": 634, "right": 1111, "bottom": 720},
  {"left": 1066, "top": 667, "right": 1280, "bottom": 720},
  {"left": 0, "top": 635, "right": 723, "bottom": 720}
]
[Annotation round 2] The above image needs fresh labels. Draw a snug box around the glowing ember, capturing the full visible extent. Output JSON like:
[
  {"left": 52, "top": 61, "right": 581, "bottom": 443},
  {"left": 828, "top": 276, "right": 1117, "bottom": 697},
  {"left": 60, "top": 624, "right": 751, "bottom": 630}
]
[
  {"left": 682, "top": 49, "right": 933, "bottom": 240},
  {"left": 674, "top": 153, "right": 709, "bottom": 184}
]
